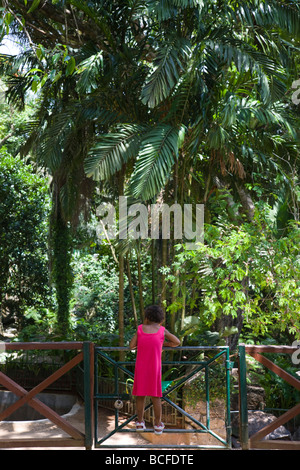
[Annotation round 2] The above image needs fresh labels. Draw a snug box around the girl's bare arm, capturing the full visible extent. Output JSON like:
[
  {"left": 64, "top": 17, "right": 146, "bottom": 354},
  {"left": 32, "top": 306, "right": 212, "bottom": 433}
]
[
  {"left": 164, "top": 329, "right": 181, "bottom": 347},
  {"left": 129, "top": 332, "right": 137, "bottom": 350}
]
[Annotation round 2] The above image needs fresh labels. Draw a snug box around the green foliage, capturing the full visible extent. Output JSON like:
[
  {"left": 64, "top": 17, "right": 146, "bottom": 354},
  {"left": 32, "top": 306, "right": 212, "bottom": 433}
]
[
  {"left": 49, "top": 204, "right": 74, "bottom": 336},
  {"left": 85, "top": 124, "right": 144, "bottom": 181},
  {"left": 140, "top": 36, "right": 191, "bottom": 108},
  {"left": 0, "top": 80, "right": 37, "bottom": 153},
  {"left": 129, "top": 124, "right": 180, "bottom": 200},
  {"left": 71, "top": 251, "right": 120, "bottom": 335},
  {"left": 245, "top": 343, "right": 300, "bottom": 410},
  {"left": 70, "top": 241, "right": 153, "bottom": 342},
  {"left": 260, "top": 354, "right": 300, "bottom": 410},
  {"left": 183, "top": 364, "right": 230, "bottom": 406},
  {"left": 0, "top": 150, "right": 51, "bottom": 327},
  {"left": 167, "top": 205, "right": 300, "bottom": 340},
  {"left": 1, "top": 0, "right": 300, "bottom": 356},
  {"left": 17, "top": 307, "right": 56, "bottom": 341}
]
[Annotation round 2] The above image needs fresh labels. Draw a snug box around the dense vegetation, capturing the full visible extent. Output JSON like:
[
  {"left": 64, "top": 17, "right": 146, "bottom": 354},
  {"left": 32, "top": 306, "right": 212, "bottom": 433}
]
[{"left": 0, "top": 0, "right": 299, "bottom": 367}]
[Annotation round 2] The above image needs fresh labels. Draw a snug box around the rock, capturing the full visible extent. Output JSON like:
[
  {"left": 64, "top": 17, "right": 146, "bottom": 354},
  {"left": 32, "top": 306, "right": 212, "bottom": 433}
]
[
  {"left": 247, "top": 386, "right": 265, "bottom": 410},
  {"left": 292, "top": 427, "right": 300, "bottom": 441},
  {"left": 231, "top": 410, "right": 292, "bottom": 441},
  {"left": 231, "top": 385, "right": 265, "bottom": 411},
  {"left": 247, "top": 411, "right": 291, "bottom": 440}
]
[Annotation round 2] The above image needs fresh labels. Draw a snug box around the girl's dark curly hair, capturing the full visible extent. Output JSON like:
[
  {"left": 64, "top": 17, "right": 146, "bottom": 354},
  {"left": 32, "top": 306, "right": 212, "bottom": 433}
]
[{"left": 144, "top": 305, "right": 165, "bottom": 323}]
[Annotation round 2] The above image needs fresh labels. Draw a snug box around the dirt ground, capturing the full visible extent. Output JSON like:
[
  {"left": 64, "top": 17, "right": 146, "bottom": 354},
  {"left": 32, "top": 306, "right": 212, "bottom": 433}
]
[
  {"left": 0, "top": 404, "right": 149, "bottom": 450},
  {"left": 0, "top": 400, "right": 229, "bottom": 450}
]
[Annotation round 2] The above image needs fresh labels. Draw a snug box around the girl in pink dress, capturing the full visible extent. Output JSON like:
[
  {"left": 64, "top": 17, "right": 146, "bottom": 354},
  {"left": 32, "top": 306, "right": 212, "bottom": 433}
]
[{"left": 129, "top": 305, "right": 180, "bottom": 434}]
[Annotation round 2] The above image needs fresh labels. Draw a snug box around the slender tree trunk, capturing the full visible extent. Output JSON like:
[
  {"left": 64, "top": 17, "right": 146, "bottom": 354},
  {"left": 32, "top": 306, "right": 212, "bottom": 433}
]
[
  {"left": 118, "top": 254, "right": 125, "bottom": 342},
  {"left": 0, "top": 312, "right": 4, "bottom": 337},
  {"left": 151, "top": 239, "right": 156, "bottom": 304},
  {"left": 0, "top": 260, "right": 9, "bottom": 337},
  {"left": 126, "top": 256, "right": 138, "bottom": 328},
  {"left": 161, "top": 238, "right": 167, "bottom": 306},
  {"left": 118, "top": 167, "right": 125, "bottom": 362},
  {"left": 180, "top": 277, "right": 186, "bottom": 331},
  {"left": 170, "top": 269, "right": 179, "bottom": 333},
  {"left": 136, "top": 244, "right": 144, "bottom": 321},
  {"left": 235, "top": 181, "right": 255, "bottom": 222}
]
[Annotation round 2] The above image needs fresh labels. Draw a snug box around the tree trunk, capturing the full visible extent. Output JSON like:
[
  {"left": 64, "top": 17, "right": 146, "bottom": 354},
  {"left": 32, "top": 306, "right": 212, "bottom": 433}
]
[
  {"left": 126, "top": 256, "right": 138, "bottom": 328},
  {"left": 118, "top": 168, "right": 125, "bottom": 362},
  {"left": 161, "top": 238, "right": 168, "bottom": 307},
  {"left": 235, "top": 181, "right": 255, "bottom": 221},
  {"left": 50, "top": 197, "right": 73, "bottom": 337},
  {"left": 136, "top": 244, "right": 144, "bottom": 321},
  {"left": 0, "top": 260, "right": 9, "bottom": 337},
  {"left": 214, "top": 309, "right": 244, "bottom": 351},
  {"left": 0, "top": 312, "right": 4, "bottom": 337},
  {"left": 170, "top": 268, "right": 179, "bottom": 333},
  {"left": 180, "top": 277, "right": 186, "bottom": 331},
  {"left": 151, "top": 239, "right": 156, "bottom": 304},
  {"left": 118, "top": 254, "right": 125, "bottom": 343}
]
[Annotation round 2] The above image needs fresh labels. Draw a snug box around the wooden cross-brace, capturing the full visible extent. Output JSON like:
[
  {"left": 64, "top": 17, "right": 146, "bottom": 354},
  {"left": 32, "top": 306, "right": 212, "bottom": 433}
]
[
  {"left": 246, "top": 348, "right": 300, "bottom": 450},
  {"left": 0, "top": 353, "right": 84, "bottom": 440}
]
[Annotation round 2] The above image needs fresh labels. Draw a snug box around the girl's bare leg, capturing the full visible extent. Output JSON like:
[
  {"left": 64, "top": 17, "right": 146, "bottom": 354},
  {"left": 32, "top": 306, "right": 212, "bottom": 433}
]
[
  {"left": 151, "top": 397, "right": 162, "bottom": 426},
  {"left": 136, "top": 396, "right": 146, "bottom": 422}
]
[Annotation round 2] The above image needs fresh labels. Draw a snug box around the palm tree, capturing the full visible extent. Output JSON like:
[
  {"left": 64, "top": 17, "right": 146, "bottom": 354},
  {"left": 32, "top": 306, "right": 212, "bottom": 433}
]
[
  {"left": 2, "top": 0, "right": 300, "bottom": 341},
  {"left": 83, "top": 0, "right": 300, "bottom": 324},
  {"left": 0, "top": 0, "right": 159, "bottom": 338},
  {"left": 82, "top": 0, "right": 299, "bottom": 204},
  {"left": 0, "top": 45, "right": 96, "bottom": 335}
]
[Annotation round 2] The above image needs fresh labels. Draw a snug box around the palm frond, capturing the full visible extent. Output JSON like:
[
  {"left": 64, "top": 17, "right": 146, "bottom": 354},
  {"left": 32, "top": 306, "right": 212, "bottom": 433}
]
[
  {"left": 141, "top": 36, "right": 191, "bottom": 108},
  {"left": 128, "top": 124, "right": 179, "bottom": 200},
  {"left": 147, "top": 0, "right": 204, "bottom": 21},
  {"left": 34, "top": 108, "right": 77, "bottom": 172},
  {"left": 245, "top": 1, "right": 300, "bottom": 38},
  {"left": 85, "top": 124, "right": 145, "bottom": 180},
  {"left": 75, "top": 49, "right": 104, "bottom": 94},
  {"left": 164, "top": 64, "right": 199, "bottom": 125},
  {"left": 0, "top": 50, "right": 39, "bottom": 109}
]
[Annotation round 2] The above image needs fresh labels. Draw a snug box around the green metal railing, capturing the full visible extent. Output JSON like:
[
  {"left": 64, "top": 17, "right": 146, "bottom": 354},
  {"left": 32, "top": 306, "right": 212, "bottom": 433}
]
[
  {"left": 237, "top": 344, "right": 249, "bottom": 450},
  {"left": 94, "top": 346, "right": 232, "bottom": 449}
]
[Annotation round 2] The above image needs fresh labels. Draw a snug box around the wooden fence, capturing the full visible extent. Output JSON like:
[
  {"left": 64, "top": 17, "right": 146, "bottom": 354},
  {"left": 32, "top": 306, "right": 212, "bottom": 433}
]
[
  {"left": 0, "top": 341, "right": 93, "bottom": 449},
  {"left": 238, "top": 344, "right": 300, "bottom": 450}
]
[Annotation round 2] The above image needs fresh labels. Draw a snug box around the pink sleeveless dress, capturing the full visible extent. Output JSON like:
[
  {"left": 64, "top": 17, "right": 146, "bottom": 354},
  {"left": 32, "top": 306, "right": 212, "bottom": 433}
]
[{"left": 132, "top": 324, "right": 165, "bottom": 397}]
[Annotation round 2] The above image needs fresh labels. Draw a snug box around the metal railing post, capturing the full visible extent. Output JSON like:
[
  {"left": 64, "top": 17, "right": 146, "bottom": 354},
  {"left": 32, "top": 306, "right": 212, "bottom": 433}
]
[
  {"left": 225, "top": 347, "right": 232, "bottom": 448},
  {"left": 238, "top": 344, "right": 249, "bottom": 450},
  {"left": 83, "top": 341, "right": 94, "bottom": 450}
]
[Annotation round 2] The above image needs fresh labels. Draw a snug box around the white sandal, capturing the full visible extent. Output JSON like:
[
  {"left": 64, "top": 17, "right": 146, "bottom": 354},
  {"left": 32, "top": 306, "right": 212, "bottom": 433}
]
[
  {"left": 154, "top": 422, "right": 165, "bottom": 435},
  {"left": 136, "top": 421, "right": 146, "bottom": 431}
]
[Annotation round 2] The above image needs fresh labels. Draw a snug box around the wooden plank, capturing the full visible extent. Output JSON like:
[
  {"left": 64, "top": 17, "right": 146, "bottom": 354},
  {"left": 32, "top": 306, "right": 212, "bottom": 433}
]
[
  {"left": 250, "top": 402, "right": 300, "bottom": 444},
  {"left": 0, "top": 352, "right": 83, "bottom": 421},
  {"left": 245, "top": 345, "right": 298, "bottom": 354},
  {"left": 250, "top": 439, "right": 300, "bottom": 450},
  {"left": 0, "top": 438, "right": 84, "bottom": 448},
  {"left": 4, "top": 342, "right": 83, "bottom": 351},
  {"left": 0, "top": 372, "right": 84, "bottom": 440},
  {"left": 248, "top": 351, "right": 300, "bottom": 391}
]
